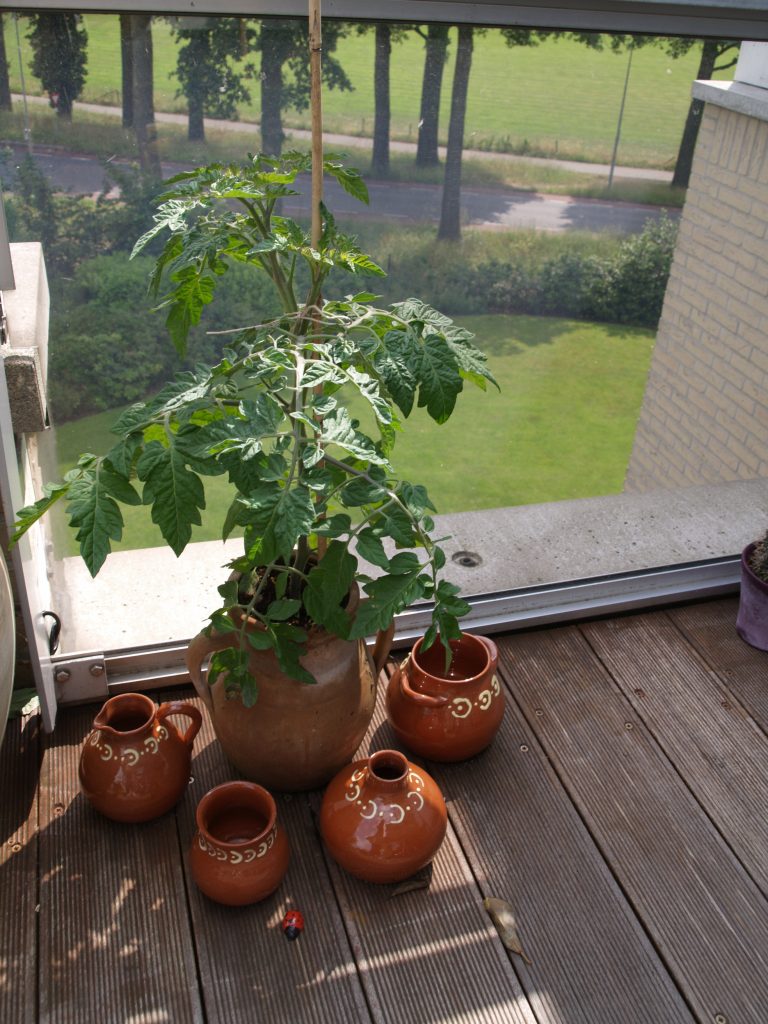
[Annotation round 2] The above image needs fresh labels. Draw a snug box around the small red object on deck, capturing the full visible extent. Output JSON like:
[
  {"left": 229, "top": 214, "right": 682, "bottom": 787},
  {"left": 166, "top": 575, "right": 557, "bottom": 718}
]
[{"left": 281, "top": 909, "right": 304, "bottom": 941}]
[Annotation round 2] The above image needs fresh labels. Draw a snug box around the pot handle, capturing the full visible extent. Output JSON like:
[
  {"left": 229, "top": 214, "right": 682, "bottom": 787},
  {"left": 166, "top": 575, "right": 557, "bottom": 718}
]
[
  {"left": 396, "top": 657, "right": 449, "bottom": 708},
  {"left": 185, "top": 630, "right": 237, "bottom": 713},
  {"left": 157, "top": 701, "right": 203, "bottom": 747},
  {"left": 370, "top": 622, "right": 395, "bottom": 676}
]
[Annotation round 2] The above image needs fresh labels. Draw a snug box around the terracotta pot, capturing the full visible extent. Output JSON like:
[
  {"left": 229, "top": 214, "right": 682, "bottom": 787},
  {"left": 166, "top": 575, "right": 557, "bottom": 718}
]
[
  {"left": 386, "top": 633, "right": 504, "bottom": 762},
  {"left": 186, "top": 586, "right": 393, "bottom": 791},
  {"left": 319, "top": 749, "right": 447, "bottom": 884},
  {"left": 189, "top": 781, "right": 289, "bottom": 906},
  {"left": 79, "top": 693, "right": 202, "bottom": 823},
  {"left": 736, "top": 543, "right": 768, "bottom": 651}
]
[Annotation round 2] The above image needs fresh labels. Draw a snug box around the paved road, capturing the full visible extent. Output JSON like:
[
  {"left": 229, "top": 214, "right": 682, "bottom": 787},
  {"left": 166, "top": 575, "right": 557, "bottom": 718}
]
[
  {"left": 0, "top": 142, "right": 678, "bottom": 236},
  {"left": 16, "top": 94, "right": 675, "bottom": 184}
]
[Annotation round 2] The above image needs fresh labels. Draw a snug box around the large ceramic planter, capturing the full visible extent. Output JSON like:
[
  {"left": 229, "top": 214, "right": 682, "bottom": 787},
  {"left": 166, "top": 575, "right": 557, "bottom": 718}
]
[
  {"left": 79, "top": 693, "right": 202, "bottom": 822},
  {"left": 736, "top": 543, "right": 768, "bottom": 651},
  {"left": 190, "top": 781, "right": 289, "bottom": 906},
  {"left": 319, "top": 749, "right": 447, "bottom": 884},
  {"left": 186, "top": 586, "right": 393, "bottom": 792},
  {"left": 386, "top": 633, "right": 504, "bottom": 762}
]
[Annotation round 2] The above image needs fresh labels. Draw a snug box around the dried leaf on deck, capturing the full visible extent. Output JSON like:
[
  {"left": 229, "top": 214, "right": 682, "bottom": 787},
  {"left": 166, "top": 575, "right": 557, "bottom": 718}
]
[
  {"left": 388, "top": 863, "right": 434, "bottom": 899},
  {"left": 483, "top": 896, "right": 533, "bottom": 965}
]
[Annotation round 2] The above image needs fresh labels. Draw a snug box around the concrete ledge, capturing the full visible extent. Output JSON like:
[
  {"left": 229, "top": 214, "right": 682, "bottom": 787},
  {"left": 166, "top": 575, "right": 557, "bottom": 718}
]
[
  {"left": 57, "top": 478, "right": 768, "bottom": 654},
  {"left": 692, "top": 79, "right": 768, "bottom": 124}
]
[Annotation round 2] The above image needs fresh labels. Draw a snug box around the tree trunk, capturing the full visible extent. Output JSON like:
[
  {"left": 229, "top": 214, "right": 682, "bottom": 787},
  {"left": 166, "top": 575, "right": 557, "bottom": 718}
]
[
  {"left": 438, "top": 26, "right": 473, "bottom": 241},
  {"left": 671, "top": 40, "right": 719, "bottom": 190},
  {"left": 371, "top": 23, "right": 391, "bottom": 178},
  {"left": 416, "top": 25, "right": 449, "bottom": 168},
  {"left": 185, "top": 32, "right": 207, "bottom": 142},
  {"left": 0, "top": 15, "right": 12, "bottom": 112},
  {"left": 260, "top": 24, "right": 290, "bottom": 157},
  {"left": 130, "top": 15, "right": 161, "bottom": 177},
  {"left": 119, "top": 14, "right": 133, "bottom": 128}
]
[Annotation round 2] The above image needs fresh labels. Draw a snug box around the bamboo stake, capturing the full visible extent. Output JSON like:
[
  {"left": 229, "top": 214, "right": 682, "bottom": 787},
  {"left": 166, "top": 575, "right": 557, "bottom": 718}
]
[
  {"left": 309, "top": 0, "right": 323, "bottom": 249},
  {"left": 308, "top": 0, "right": 327, "bottom": 558}
]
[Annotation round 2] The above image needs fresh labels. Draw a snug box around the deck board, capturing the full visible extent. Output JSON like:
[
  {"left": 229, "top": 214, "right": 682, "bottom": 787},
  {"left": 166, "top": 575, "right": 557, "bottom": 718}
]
[
  {"left": 424, "top": 660, "right": 695, "bottom": 1024},
  {"left": 176, "top": 698, "right": 373, "bottom": 1024},
  {"left": 3, "top": 599, "right": 768, "bottom": 1024},
  {"left": 314, "top": 694, "right": 534, "bottom": 1024},
  {"left": 499, "top": 624, "right": 768, "bottom": 1024},
  {"left": 37, "top": 706, "right": 204, "bottom": 1024},
  {"left": 581, "top": 610, "right": 768, "bottom": 895},
  {"left": 668, "top": 597, "right": 768, "bottom": 731},
  {"left": 0, "top": 715, "right": 40, "bottom": 1024}
]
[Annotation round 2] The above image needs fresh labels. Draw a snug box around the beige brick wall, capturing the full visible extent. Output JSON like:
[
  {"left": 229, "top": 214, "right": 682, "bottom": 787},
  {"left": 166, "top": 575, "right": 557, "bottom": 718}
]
[{"left": 625, "top": 102, "right": 768, "bottom": 492}]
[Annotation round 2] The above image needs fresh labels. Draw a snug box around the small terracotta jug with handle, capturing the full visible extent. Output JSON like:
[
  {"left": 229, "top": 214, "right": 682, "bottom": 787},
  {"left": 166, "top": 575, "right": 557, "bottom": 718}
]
[
  {"left": 79, "top": 692, "right": 202, "bottom": 823},
  {"left": 386, "top": 633, "right": 504, "bottom": 762}
]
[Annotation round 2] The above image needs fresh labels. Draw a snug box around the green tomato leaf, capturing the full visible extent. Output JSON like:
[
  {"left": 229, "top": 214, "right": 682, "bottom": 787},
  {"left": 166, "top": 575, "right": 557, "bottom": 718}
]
[
  {"left": 270, "top": 624, "right": 316, "bottom": 685},
  {"left": 340, "top": 476, "right": 389, "bottom": 508},
  {"left": 388, "top": 552, "right": 422, "bottom": 575},
  {"left": 381, "top": 505, "right": 419, "bottom": 547},
  {"left": 374, "top": 330, "right": 421, "bottom": 418},
  {"left": 162, "top": 268, "right": 216, "bottom": 357},
  {"left": 355, "top": 528, "right": 390, "bottom": 569},
  {"left": 304, "top": 541, "right": 357, "bottom": 637},
  {"left": 323, "top": 159, "right": 370, "bottom": 205},
  {"left": 417, "top": 334, "right": 463, "bottom": 424},
  {"left": 136, "top": 441, "right": 205, "bottom": 556},
  {"left": 11, "top": 480, "right": 71, "bottom": 546},
  {"left": 349, "top": 570, "right": 426, "bottom": 639},
  {"left": 65, "top": 461, "right": 137, "bottom": 576},
  {"left": 321, "top": 409, "right": 388, "bottom": 465},
  {"left": 314, "top": 513, "right": 352, "bottom": 538},
  {"left": 445, "top": 332, "right": 499, "bottom": 391},
  {"left": 247, "top": 629, "right": 275, "bottom": 651},
  {"left": 398, "top": 482, "right": 436, "bottom": 519},
  {"left": 274, "top": 486, "right": 315, "bottom": 560},
  {"left": 267, "top": 598, "right": 302, "bottom": 622}
]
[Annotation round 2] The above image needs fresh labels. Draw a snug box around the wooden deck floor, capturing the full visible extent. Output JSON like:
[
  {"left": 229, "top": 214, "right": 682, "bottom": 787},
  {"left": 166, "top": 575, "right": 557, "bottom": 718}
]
[{"left": 2, "top": 596, "right": 767, "bottom": 1024}]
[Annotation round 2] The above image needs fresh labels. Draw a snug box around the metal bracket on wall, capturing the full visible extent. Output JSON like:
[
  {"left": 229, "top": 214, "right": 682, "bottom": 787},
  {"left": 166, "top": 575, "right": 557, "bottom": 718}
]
[{"left": 52, "top": 652, "right": 109, "bottom": 703}]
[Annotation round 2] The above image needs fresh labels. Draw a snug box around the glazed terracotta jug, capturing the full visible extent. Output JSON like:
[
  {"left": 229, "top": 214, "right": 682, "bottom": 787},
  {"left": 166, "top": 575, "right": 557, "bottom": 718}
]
[
  {"left": 319, "top": 749, "right": 447, "bottom": 884},
  {"left": 186, "top": 585, "right": 393, "bottom": 791},
  {"left": 386, "top": 633, "right": 504, "bottom": 762},
  {"left": 79, "top": 693, "right": 202, "bottom": 823},
  {"left": 189, "top": 781, "right": 289, "bottom": 906}
]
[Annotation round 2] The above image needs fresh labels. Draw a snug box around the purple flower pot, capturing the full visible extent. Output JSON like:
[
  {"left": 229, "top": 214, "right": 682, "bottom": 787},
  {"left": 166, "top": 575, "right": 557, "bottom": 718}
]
[{"left": 736, "top": 543, "right": 768, "bottom": 651}]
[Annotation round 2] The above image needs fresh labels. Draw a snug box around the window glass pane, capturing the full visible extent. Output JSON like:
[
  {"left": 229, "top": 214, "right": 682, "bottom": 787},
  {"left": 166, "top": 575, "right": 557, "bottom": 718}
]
[{"left": 2, "top": 8, "right": 760, "bottom": 656}]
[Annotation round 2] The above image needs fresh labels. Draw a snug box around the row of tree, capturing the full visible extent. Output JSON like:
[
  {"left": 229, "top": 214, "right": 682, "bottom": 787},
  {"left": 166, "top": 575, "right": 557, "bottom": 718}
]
[{"left": 0, "top": 13, "right": 740, "bottom": 239}]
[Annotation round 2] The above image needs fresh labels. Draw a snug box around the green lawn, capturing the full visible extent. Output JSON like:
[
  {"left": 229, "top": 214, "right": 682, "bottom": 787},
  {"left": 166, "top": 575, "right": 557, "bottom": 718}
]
[
  {"left": 49, "top": 314, "right": 654, "bottom": 556},
  {"left": 3, "top": 14, "right": 732, "bottom": 169}
]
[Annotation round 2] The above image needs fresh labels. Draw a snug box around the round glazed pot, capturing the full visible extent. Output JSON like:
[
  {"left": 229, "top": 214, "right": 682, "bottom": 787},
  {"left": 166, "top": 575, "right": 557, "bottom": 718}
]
[
  {"left": 386, "top": 633, "right": 504, "bottom": 762},
  {"left": 186, "top": 586, "right": 393, "bottom": 791},
  {"left": 79, "top": 693, "right": 202, "bottom": 823},
  {"left": 189, "top": 781, "right": 289, "bottom": 906},
  {"left": 736, "top": 543, "right": 768, "bottom": 651},
  {"left": 319, "top": 749, "right": 447, "bottom": 884}
]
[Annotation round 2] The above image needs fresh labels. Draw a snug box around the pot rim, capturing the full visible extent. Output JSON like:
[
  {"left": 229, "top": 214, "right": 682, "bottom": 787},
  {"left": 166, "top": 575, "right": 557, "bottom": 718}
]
[
  {"left": 195, "top": 780, "right": 277, "bottom": 848},
  {"left": 411, "top": 632, "right": 490, "bottom": 685},
  {"left": 368, "top": 749, "right": 408, "bottom": 784},
  {"left": 93, "top": 692, "right": 155, "bottom": 735}
]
